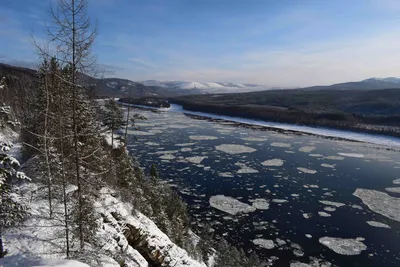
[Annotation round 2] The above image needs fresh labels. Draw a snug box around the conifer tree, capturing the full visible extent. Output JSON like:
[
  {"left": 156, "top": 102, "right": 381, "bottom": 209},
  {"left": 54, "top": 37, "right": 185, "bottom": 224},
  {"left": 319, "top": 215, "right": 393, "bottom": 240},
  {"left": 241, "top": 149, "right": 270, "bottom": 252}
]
[{"left": 103, "top": 99, "right": 124, "bottom": 149}]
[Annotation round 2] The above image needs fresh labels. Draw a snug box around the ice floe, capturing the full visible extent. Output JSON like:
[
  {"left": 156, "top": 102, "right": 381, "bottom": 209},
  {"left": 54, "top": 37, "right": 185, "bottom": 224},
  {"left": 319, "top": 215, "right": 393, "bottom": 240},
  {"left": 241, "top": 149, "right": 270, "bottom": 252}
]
[
  {"left": 241, "top": 137, "right": 268, "bottom": 142},
  {"left": 185, "top": 156, "right": 207, "bottom": 164},
  {"left": 271, "top": 142, "right": 291, "bottom": 148},
  {"left": 272, "top": 199, "right": 288, "bottom": 203},
  {"left": 252, "top": 239, "right": 275, "bottom": 249},
  {"left": 189, "top": 135, "right": 218, "bottom": 141},
  {"left": 353, "top": 188, "right": 400, "bottom": 222},
  {"left": 127, "top": 130, "right": 153, "bottom": 136},
  {"left": 338, "top": 153, "right": 364, "bottom": 158},
  {"left": 175, "top": 143, "right": 197, "bottom": 147},
  {"left": 324, "top": 156, "right": 345, "bottom": 160},
  {"left": 385, "top": 187, "right": 400, "bottom": 194},
  {"left": 159, "top": 154, "right": 175, "bottom": 160},
  {"left": 319, "top": 200, "right": 345, "bottom": 207},
  {"left": 218, "top": 172, "right": 234, "bottom": 178},
  {"left": 393, "top": 179, "right": 400, "bottom": 185},
  {"left": 366, "top": 221, "right": 391, "bottom": 228},
  {"left": 318, "top": 211, "right": 331, "bottom": 217},
  {"left": 235, "top": 162, "right": 259, "bottom": 174},
  {"left": 215, "top": 144, "right": 256, "bottom": 154},
  {"left": 261, "top": 158, "right": 284, "bottom": 167},
  {"left": 299, "top": 146, "right": 316, "bottom": 153},
  {"left": 297, "top": 167, "right": 317, "bottom": 174},
  {"left": 251, "top": 199, "right": 270, "bottom": 210},
  {"left": 319, "top": 237, "right": 367, "bottom": 255},
  {"left": 209, "top": 195, "right": 256, "bottom": 215},
  {"left": 321, "top": 163, "right": 335, "bottom": 168}
]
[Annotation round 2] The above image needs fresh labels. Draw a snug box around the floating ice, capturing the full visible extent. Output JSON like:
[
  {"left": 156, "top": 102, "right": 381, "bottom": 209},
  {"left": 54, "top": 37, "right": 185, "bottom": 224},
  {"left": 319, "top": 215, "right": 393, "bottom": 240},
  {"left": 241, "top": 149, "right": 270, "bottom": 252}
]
[
  {"left": 127, "top": 130, "right": 153, "bottom": 136},
  {"left": 303, "top": 213, "right": 312, "bottom": 219},
  {"left": 272, "top": 199, "right": 288, "bottom": 203},
  {"left": 252, "top": 238, "right": 275, "bottom": 249},
  {"left": 185, "top": 156, "right": 207, "bottom": 164},
  {"left": 241, "top": 137, "right": 268, "bottom": 142},
  {"left": 180, "top": 147, "right": 192, "bottom": 152},
  {"left": 159, "top": 154, "right": 175, "bottom": 160},
  {"left": 338, "top": 153, "right": 364, "bottom": 158},
  {"left": 366, "top": 221, "right": 391, "bottom": 228},
  {"left": 251, "top": 199, "right": 270, "bottom": 210},
  {"left": 319, "top": 200, "right": 345, "bottom": 207},
  {"left": 145, "top": 142, "right": 159, "bottom": 146},
  {"left": 385, "top": 187, "right": 400, "bottom": 194},
  {"left": 299, "top": 146, "right": 316, "bottom": 153},
  {"left": 189, "top": 135, "right": 218, "bottom": 141},
  {"left": 218, "top": 172, "right": 234, "bottom": 178},
  {"left": 209, "top": 195, "right": 256, "bottom": 215},
  {"left": 309, "top": 154, "right": 323, "bottom": 157},
  {"left": 393, "top": 179, "right": 400, "bottom": 185},
  {"left": 271, "top": 142, "right": 291, "bottom": 148},
  {"left": 318, "top": 211, "right": 331, "bottom": 217},
  {"left": 305, "top": 234, "right": 312, "bottom": 239},
  {"left": 324, "top": 156, "right": 345, "bottom": 160},
  {"left": 261, "top": 158, "right": 284, "bottom": 167},
  {"left": 175, "top": 143, "right": 197, "bottom": 146},
  {"left": 324, "top": 207, "right": 336, "bottom": 212},
  {"left": 155, "top": 150, "right": 179, "bottom": 154},
  {"left": 353, "top": 188, "right": 400, "bottom": 222},
  {"left": 215, "top": 144, "right": 256, "bottom": 154},
  {"left": 319, "top": 237, "right": 367, "bottom": 255},
  {"left": 297, "top": 167, "right": 317, "bottom": 174},
  {"left": 321, "top": 163, "right": 335, "bottom": 168}
]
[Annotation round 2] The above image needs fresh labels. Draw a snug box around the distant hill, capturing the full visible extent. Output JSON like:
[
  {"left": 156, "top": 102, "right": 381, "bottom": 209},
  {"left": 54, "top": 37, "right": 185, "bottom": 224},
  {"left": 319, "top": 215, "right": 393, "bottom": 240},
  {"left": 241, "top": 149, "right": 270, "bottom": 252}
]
[
  {"left": 140, "top": 80, "right": 270, "bottom": 94},
  {"left": 303, "top": 77, "right": 400, "bottom": 91},
  {"left": 0, "top": 63, "right": 201, "bottom": 98}
]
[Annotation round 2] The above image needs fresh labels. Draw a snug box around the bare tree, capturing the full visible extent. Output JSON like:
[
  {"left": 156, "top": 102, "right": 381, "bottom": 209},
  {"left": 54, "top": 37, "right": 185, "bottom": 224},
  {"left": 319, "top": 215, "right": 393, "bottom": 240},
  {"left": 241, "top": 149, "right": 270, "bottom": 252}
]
[{"left": 47, "top": 0, "right": 97, "bottom": 249}]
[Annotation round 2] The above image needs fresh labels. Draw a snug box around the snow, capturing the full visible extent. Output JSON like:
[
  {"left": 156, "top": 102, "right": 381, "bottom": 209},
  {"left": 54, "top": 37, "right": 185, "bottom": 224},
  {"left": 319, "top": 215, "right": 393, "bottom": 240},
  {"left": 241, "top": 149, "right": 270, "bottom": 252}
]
[
  {"left": 167, "top": 104, "right": 400, "bottom": 148},
  {"left": 319, "top": 237, "right": 367, "bottom": 255},
  {"left": 209, "top": 195, "right": 256, "bottom": 215},
  {"left": 353, "top": 188, "right": 400, "bottom": 222},
  {"left": 215, "top": 144, "right": 256, "bottom": 154},
  {"left": 366, "top": 221, "right": 391, "bottom": 228},
  {"left": 252, "top": 239, "right": 275, "bottom": 249},
  {"left": 261, "top": 158, "right": 284, "bottom": 167},
  {"left": 0, "top": 257, "right": 90, "bottom": 267}
]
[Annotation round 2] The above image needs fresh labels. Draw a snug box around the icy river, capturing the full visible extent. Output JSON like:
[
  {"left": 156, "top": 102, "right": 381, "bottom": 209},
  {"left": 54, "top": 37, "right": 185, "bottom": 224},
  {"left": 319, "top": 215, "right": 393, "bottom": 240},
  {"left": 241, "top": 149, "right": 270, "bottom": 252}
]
[{"left": 124, "top": 104, "right": 400, "bottom": 267}]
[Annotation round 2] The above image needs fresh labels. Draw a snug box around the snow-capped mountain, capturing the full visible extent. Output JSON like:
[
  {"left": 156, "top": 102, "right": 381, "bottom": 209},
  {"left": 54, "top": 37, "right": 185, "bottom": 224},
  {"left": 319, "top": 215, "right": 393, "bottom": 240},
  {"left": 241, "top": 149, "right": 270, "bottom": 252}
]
[
  {"left": 362, "top": 77, "right": 400, "bottom": 83},
  {"left": 140, "top": 80, "right": 269, "bottom": 93}
]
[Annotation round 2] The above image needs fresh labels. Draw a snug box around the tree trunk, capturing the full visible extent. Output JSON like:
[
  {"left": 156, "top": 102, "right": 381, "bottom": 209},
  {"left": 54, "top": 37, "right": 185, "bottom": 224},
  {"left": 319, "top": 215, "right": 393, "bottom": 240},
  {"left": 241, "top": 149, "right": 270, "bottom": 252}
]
[
  {"left": 44, "top": 68, "right": 53, "bottom": 218},
  {"left": 124, "top": 88, "right": 131, "bottom": 146},
  {"left": 0, "top": 234, "right": 4, "bottom": 258}
]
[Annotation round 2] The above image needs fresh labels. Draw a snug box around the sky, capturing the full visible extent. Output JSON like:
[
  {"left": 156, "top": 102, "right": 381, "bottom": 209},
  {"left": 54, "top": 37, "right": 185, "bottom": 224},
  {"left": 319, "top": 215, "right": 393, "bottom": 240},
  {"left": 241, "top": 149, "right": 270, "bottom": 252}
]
[{"left": 1, "top": 0, "right": 400, "bottom": 87}]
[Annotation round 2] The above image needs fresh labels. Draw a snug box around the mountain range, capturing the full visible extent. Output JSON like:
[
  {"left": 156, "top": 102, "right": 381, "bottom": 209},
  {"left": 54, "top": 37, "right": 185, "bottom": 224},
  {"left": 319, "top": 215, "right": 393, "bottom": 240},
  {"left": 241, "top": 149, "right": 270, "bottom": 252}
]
[{"left": 1, "top": 62, "right": 400, "bottom": 98}]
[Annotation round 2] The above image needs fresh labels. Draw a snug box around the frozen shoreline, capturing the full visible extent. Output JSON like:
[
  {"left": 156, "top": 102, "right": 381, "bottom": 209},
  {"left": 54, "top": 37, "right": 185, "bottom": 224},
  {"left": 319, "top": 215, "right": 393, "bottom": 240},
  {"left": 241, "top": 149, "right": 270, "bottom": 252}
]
[
  {"left": 121, "top": 101, "right": 400, "bottom": 148},
  {"left": 167, "top": 104, "right": 400, "bottom": 148}
]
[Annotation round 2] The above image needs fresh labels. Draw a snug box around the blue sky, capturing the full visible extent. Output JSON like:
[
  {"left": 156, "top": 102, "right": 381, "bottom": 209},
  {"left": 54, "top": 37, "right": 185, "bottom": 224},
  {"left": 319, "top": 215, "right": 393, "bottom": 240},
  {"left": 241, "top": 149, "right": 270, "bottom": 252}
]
[{"left": 1, "top": 0, "right": 400, "bottom": 87}]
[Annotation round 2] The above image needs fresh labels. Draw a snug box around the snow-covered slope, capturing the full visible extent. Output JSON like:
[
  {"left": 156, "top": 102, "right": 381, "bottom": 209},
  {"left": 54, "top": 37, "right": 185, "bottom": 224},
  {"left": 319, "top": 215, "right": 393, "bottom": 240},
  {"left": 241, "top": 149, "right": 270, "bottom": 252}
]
[
  {"left": 140, "top": 80, "right": 269, "bottom": 93},
  {"left": 1, "top": 181, "right": 206, "bottom": 267}
]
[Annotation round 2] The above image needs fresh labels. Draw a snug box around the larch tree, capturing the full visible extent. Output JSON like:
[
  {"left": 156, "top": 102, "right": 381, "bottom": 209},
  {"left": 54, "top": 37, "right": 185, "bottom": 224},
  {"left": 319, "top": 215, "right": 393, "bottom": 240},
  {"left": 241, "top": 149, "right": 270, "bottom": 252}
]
[{"left": 46, "top": 0, "right": 98, "bottom": 249}]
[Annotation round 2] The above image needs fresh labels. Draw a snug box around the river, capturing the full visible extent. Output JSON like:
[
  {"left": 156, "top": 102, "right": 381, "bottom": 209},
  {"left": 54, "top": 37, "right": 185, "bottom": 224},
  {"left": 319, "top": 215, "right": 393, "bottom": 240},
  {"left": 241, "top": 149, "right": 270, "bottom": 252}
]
[{"left": 124, "top": 104, "right": 400, "bottom": 267}]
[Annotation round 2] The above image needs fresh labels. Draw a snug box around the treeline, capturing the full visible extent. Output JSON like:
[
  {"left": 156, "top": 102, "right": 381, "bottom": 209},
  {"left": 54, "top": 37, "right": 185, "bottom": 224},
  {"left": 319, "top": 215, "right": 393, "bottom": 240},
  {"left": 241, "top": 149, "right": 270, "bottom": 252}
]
[
  {"left": 119, "top": 96, "right": 171, "bottom": 108},
  {"left": 172, "top": 99, "right": 400, "bottom": 138}
]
